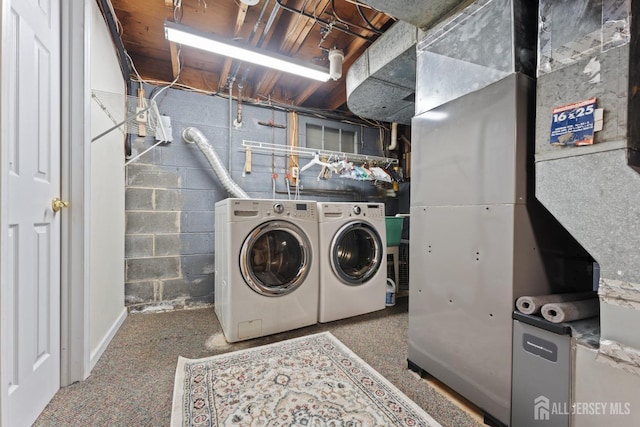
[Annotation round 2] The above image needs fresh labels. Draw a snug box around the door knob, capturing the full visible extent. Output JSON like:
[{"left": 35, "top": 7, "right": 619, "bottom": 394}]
[{"left": 52, "top": 197, "right": 69, "bottom": 213}]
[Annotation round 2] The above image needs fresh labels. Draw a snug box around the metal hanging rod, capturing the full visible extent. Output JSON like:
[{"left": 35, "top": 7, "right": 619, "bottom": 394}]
[{"left": 242, "top": 140, "right": 398, "bottom": 165}]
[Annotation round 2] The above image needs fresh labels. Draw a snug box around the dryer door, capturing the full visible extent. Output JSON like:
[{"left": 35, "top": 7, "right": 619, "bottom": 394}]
[
  {"left": 330, "top": 221, "right": 383, "bottom": 285},
  {"left": 240, "top": 220, "right": 312, "bottom": 296}
]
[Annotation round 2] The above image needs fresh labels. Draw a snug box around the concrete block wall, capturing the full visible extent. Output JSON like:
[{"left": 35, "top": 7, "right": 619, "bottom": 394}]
[{"left": 124, "top": 85, "right": 391, "bottom": 312}]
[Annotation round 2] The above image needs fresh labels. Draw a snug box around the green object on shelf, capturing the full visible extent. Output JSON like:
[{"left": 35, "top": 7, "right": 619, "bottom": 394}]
[{"left": 385, "top": 217, "right": 404, "bottom": 247}]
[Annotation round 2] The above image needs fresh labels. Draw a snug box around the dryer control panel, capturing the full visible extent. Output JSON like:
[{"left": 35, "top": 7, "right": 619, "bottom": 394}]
[
  {"left": 358, "top": 203, "right": 385, "bottom": 218},
  {"left": 318, "top": 202, "right": 385, "bottom": 221}
]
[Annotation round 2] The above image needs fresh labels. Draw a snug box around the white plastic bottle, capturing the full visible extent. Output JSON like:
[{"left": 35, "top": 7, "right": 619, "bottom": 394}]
[{"left": 386, "top": 278, "right": 396, "bottom": 307}]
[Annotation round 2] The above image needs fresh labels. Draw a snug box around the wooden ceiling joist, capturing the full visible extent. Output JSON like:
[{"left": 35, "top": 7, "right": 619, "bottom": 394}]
[
  {"left": 218, "top": 1, "right": 250, "bottom": 90},
  {"left": 294, "top": 10, "right": 390, "bottom": 106},
  {"left": 110, "top": 0, "right": 394, "bottom": 113},
  {"left": 235, "top": 2, "right": 249, "bottom": 35},
  {"left": 255, "top": 0, "right": 331, "bottom": 100},
  {"left": 169, "top": 42, "right": 180, "bottom": 79}
]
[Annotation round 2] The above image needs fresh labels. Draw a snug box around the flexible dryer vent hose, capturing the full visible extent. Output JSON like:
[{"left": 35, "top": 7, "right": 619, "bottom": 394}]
[{"left": 182, "top": 127, "right": 250, "bottom": 199}]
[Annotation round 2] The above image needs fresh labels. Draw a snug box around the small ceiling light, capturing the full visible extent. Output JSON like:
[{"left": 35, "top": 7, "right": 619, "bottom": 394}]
[
  {"left": 164, "top": 21, "right": 331, "bottom": 82},
  {"left": 328, "top": 48, "right": 344, "bottom": 81},
  {"left": 240, "top": 0, "right": 259, "bottom": 5}
]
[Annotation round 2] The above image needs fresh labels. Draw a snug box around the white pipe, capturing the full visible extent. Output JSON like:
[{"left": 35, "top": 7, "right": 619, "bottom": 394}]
[
  {"left": 182, "top": 127, "right": 250, "bottom": 199},
  {"left": 389, "top": 122, "right": 398, "bottom": 151}
]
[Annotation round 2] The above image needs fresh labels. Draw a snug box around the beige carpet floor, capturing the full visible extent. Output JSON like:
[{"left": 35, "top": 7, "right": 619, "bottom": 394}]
[{"left": 34, "top": 297, "right": 484, "bottom": 427}]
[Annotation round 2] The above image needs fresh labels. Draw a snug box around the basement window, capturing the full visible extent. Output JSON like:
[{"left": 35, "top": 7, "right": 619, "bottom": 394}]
[{"left": 306, "top": 124, "right": 356, "bottom": 153}]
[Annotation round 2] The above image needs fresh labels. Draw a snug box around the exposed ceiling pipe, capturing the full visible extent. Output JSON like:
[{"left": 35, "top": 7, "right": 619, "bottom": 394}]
[
  {"left": 228, "top": 0, "right": 275, "bottom": 87},
  {"left": 183, "top": 127, "right": 250, "bottom": 199},
  {"left": 275, "top": 0, "right": 375, "bottom": 42},
  {"left": 331, "top": 0, "right": 382, "bottom": 35},
  {"left": 236, "top": 0, "right": 279, "bottom": 88}
]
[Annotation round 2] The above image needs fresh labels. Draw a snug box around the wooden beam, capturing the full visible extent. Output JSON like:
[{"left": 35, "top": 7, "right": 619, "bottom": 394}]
[
  {"left": 282, "top": 0, "right": 330, "bottom": 54},
  {"left": 177, "top": 66, "right": 221, "bottom": 93},
  {"left": 128, "top": 53, "right": 174, "bottom": 82},
  {"left": 235, "top": 2, "right": 249, "bottom": 35},
  {"left": 218, "top": 61, "right": 233, "bottom": 90},
  {"left": 294, "top": 11, "right": 391, "bottom": 106},
  {"left": 255, "top": 0, "right": 331, "bottom": 99},
  {"left": 169, "top": 41, "right": 180, "bottom": 79},
  {"left": 325, "top": 82, "right": 348, "bottom": 111},
  {"left": 128, "top": 52, "right": 226, "bottom": 95},
  {"left": 218, "top": 2, "right": 250, "bottom": 90}
]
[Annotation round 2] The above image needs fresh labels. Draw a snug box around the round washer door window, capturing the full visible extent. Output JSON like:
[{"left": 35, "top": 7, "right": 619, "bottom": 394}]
[
  {"left": 330, "top": 221, "right": 383, "bottom": 285},
  {"left": 240, "top": 220, "right": 312, "bottom": 296}
]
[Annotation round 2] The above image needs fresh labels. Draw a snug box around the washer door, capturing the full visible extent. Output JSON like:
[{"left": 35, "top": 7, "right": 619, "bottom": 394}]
[
  {"left": 330, "top": 221, "right": 383, "bottom": 285},
  {"left": 240, "top": 220, "right": 312, "bottom": 296}
]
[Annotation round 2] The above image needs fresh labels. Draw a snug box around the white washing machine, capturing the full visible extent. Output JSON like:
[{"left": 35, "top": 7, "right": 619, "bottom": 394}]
[
  {"left": 214, "top": 198, "right": 319, "bottom": 342},
  {"left": 317, "top": 202, "right": 387, "bottom": 323}
]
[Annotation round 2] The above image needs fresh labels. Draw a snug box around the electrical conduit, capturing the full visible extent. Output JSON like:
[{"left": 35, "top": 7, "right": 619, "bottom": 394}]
[{"left": 182, "top": 127, "right": 250, "bottom": 199}]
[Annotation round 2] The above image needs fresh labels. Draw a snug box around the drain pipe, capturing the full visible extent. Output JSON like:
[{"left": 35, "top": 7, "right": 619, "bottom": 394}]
[
  {"left": 228, "top": 82, "right": 234, "bottom": 171},
  {"left": 183, "top": 127, "right": 250, "bottom": 199},
  {"left": 389, "top": 122, "right": 398, "bottom": 151}
]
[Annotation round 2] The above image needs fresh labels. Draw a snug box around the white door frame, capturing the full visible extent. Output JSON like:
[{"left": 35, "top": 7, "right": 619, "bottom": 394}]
[{"left": 59, "top": 0, "right": 91, "bottom": 385}]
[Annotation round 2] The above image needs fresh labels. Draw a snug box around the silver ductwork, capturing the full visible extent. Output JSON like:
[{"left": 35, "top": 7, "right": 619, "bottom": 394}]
[
  {"left": 346, "top": 21, "right": 418, "bottom": 125},
  {"left": 182, "top": 127, "right": 250, "bottom": 199},
  {"left": 357, "top": 0, "right": 468, "bottom": 29}
]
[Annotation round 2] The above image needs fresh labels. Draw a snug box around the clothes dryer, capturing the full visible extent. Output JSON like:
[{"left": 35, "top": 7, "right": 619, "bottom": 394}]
[
  {"left": 317, "top": 202, "right": 387, "bottom": 323},
  {"left": 214, "top": 198, "right": 319, "bottom": 342}
]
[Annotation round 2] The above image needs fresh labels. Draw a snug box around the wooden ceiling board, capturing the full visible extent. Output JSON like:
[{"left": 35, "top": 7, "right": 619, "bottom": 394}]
[{"left": 108, "top": 0, "right": 394, "bottom": 115}]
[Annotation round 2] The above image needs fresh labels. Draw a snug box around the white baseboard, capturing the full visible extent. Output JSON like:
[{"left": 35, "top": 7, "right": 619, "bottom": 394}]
[{"left": 89, "top": 307, "right": 128, "bottom": 372}]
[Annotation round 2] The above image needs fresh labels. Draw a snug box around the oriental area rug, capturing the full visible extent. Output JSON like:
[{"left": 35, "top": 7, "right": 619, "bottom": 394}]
[{"left": 171, "top": 332, "right": 442, "bottom": 427}]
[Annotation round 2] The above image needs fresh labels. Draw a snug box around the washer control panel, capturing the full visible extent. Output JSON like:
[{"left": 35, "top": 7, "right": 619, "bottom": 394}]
[
  {"left": 291, "top": 202, "right": 317, "bottom": 220},
  {"left": 273, "top": 202, "right": 285, "bottom": 214},
  {"left": 259, "top": 199, "right": 317, "bottom": 220}
]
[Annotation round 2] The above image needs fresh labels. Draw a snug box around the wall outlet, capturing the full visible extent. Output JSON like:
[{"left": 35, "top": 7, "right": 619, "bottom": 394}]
[{"left": 291, "top": 167, "right": 299, "bottom": 179}]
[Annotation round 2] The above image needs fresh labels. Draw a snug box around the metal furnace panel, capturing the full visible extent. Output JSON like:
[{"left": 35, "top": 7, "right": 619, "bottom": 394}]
[
  {"left": 411, "top": 74, "right": 533, "bottom": 207},
  {"left": 408, "top": 203, "right": 550, "bottom": 425},
  {"left": 511, "top": 319, "right": 572, "bottom": 427}
]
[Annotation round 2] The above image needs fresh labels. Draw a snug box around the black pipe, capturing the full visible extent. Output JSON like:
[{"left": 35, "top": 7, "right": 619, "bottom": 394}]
[
  {"left": 275, "top": 0, "right": 374, "bottom": 42},
  {"left": 229, "top": 0, "right": 276, "bottom": 88},
  {"left": 332, "top": 0, "right": 382, "bottom": 35},
  {"left": 98, "top": 0, "right": 130, "bottom": 80},
  {"left": 356, "top": 4, "right": 383, "bottom": 34},
  {"left": 238, "top": 1, "right": 279, "bottom": 88}
]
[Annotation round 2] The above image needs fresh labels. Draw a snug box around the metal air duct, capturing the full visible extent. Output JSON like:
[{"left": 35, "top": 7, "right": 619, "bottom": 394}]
[{"left": 182, "top": 127, "right": 250, "bottom": 199}]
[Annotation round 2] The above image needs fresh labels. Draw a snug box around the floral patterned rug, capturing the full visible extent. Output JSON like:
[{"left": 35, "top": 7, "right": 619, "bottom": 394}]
[{"left": 171, "top": 332, "right": 441, "bottom": 427}]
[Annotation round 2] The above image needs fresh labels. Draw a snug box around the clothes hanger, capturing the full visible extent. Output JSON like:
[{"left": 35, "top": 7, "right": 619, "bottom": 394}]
[{"left": 299, "top": 152, "right": 333, "bottom": 173}]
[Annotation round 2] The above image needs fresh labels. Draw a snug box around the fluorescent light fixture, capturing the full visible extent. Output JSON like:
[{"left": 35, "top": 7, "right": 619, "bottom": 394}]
[{"left": 164, "top": 21, "right": 331, "bottom": 82}]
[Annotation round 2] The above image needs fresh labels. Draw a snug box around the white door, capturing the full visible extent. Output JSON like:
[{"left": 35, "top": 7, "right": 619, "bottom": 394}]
[{"left": 1, "top": 0, "right": 61, "bottom": 425}]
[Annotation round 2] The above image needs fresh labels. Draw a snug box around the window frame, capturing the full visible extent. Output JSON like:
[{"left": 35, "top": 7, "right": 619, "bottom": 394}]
[{"left": 300, "top": 116, "right": 360, "bottom": 154}]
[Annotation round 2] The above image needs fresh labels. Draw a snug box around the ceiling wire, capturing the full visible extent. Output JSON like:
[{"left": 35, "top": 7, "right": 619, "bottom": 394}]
[
  {"left": 125, "top": 1, "right": 184, "bottom": 98},
  {"left": 275, "top": 0, "right": 374, "bottom": 42},
  {"left": 101, "top": 0, "right": 123, "bottom": 35},
  {"left": 355, "top": 3, "right": 383, "bottom": 34},
  {"left": 331, "top": 0, "right": 382, "bottom": 35},
  {"left": 285, "top": 0, "right": 311, "bottom": 40}
]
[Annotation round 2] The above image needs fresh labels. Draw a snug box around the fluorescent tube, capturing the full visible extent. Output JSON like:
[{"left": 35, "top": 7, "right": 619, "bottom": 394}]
[{"left": 164, "top": 21, "right": 331, "bottom": 82}]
